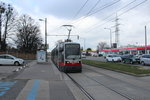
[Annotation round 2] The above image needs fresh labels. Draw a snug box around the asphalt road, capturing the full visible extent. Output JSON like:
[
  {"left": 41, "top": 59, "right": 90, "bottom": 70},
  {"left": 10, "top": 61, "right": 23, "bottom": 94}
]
[
  {"left": 0, "top": 60, "right": 34, "bottom": 80},
  {"left": 0, "top": 59, "right": 150, "bottom": 100},
  {"left": 84, "top": 56, "right": 106, "bottom": 62}
]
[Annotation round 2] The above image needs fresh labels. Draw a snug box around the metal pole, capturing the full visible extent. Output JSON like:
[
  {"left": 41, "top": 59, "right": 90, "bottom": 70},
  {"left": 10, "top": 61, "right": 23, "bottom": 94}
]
[
  {"left": 145, "top": 26, "right": 147, "bottom": 54},
  {"left": 39, "top": 18, "right": 48, "bottom": 62},
  {"left": 68, "top": 29, "right": 71, "bottom": 40},
  {"left": 84, "top": 39, "right": 85, "bottom": 51},
  {"left": 104, "top": 28, "right": 112, "bottom": 48},
  {"left": 110, "top": 29, "right": 112, "bottom": 48},
  {"left": 45, "top": 18, "right": 47, "bottom": 62},
  {"left": 0, "top": 13, "right": 2, "bottom": 48}
]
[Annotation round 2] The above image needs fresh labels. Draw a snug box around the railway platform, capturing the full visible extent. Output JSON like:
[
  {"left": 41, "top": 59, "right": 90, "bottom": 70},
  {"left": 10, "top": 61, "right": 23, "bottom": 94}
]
[{"left": 11, "top": 60, "right": 89, "bottom": 100}]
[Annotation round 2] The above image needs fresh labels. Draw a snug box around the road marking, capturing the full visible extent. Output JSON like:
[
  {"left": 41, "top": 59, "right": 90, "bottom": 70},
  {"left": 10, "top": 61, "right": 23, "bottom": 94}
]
[
  {"left": 41, "top": 70, "right": 45, "bottom": 72},
  {"left": 0, "top": 81, "right": 16, "bottom": 96},
  {"left": 26, "top": 80, "right": 39, "bottom": 100}
]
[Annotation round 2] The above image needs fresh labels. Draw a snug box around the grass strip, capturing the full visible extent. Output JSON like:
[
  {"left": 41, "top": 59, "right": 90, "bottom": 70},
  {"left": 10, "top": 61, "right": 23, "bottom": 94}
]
[{"left": 82, "top": 59, "right": 150, "bottom": 75}]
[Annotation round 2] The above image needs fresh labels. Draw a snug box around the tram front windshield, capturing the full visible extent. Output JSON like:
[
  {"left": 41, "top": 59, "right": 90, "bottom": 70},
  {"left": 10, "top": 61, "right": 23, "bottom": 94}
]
[{"left": 65, "top": 44, "right": 80, "bottom": 59}]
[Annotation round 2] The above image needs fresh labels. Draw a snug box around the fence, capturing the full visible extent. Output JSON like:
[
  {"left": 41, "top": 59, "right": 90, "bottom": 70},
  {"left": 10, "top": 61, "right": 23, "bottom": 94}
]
[{"left": 0, "top": 52, "right": 36, "bottom": 60}]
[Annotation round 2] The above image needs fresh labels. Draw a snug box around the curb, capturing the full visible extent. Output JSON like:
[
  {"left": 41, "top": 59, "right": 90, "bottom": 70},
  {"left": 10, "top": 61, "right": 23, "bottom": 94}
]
[
  {"left": 13, "top": 60, "right": 36, "bottom": 72},
  {"left": 13, "top": 64, "right": 29, "bottom": 72},
  {"left": 1, "top": 61, "right": 36, "bottom": 80},
  {"left": 83, "top": 63, "right": 150, "bottom": 77}
]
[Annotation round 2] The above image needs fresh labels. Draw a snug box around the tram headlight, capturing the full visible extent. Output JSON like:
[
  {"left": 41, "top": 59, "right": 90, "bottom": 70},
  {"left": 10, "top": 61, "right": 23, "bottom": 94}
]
[{"left": 66, "top": 61, "right": 70, "bottom": 63}]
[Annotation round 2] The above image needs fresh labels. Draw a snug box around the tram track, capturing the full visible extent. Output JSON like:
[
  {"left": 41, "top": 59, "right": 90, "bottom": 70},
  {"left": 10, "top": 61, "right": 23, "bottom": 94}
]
[
  {"left": 83, "top": 65, "right": 150, "bottom": 100},
  {"left": 67, "top": 72, "right": 133, "bottom": 100},
  {"left": 66, "top": 64, "right": 150, "bottom": 100},
  {"left": 82, "top": 67, "right": 134, "bottom": 100},
  {"left": 66, "top": 73, "right": 95, "bottom": 100}
]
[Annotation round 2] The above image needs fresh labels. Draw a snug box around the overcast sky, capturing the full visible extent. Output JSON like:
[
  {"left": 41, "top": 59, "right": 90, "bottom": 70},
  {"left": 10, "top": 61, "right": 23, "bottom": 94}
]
[{"left": 2, "top": 0, "right": 150, "bottom": 51}]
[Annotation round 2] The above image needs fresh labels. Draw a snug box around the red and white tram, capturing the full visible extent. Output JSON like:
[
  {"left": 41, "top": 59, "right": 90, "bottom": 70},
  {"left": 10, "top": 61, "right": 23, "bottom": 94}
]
[{"left": 51, "top": 41, "right": 82, "bottom": 73}]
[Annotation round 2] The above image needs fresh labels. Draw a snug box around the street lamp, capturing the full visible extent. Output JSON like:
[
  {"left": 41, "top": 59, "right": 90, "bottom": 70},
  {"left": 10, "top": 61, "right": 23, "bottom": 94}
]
[
  {"left": 39, "top": 18, "right": 47, "bottom": 62},
  {"left": 144, "top": 21, "right": 150, "bottom": 54},
  {"left": 104, "top": 28, "right": 112, "bottom": 48},
  {"left": 145, "top": 26, "right": 147, "bottom": 54}
]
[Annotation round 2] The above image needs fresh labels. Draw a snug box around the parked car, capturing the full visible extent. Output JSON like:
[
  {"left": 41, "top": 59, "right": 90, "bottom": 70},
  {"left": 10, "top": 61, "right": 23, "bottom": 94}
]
[
  {"left": 92, "top": 53, "right": 98, "bottom": 57},
  {"left": 135, "top": 54, "right": 143, "bottom": 59},
  {"left": 98, "top": 54, "right": 103, "bottom": 57},
  {"left": 105, "top": 54, "right": 122, "bottom": 62},
  {"left": 0, "top": 54, "right": 24, "bottom": 66},
  {"left": 140, "top": 54, "right": 150, "bottom": 65},
  {"left": 103, "top": 54, "right": 107, "bottom": 58},
  {"left": 121, "top": 54, "right": 140, "bottom": 64},
  {"left": 81, "top": 53, "right": 86, "bottom": 58}
]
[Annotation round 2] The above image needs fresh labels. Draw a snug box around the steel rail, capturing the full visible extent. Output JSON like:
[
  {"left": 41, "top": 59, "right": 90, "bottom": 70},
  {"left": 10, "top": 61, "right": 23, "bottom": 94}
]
[
  {"left": 66, "top": 73, "right": 95, "bottom": 100},
  {"left": 84, "top": 67, "right": 134, "bottom": 100}
]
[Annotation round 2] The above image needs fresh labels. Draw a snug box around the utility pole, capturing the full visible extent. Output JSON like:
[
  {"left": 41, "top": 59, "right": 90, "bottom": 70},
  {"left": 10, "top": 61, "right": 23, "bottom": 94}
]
[
  {"left": 144, "top": 21, "right": 150, "bottom": 54},
  {"left": 39, "top": 18, "right": 47, "bottom": 62},
  {"left": 115, "top": 13, "right": 120, "bottom": 47},
  {"left": 45, "top": 18, "right": 47, "bottom": 60},
  {"left": 145, "top": 25, "right": 147, "bottom": 54},
  {"left": 104, "top": 28, "right": 112, "bottom": 48}
]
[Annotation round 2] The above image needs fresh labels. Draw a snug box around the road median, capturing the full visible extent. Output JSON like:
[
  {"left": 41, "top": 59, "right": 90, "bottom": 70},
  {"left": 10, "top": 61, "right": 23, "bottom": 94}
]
[{"left": 82, "top": 59, "right": 150, "bottom": 77}]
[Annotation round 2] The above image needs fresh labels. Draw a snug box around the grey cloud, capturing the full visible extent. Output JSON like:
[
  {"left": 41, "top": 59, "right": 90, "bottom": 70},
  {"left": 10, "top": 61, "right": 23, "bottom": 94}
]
[{"left": 34, "top": 0, "right": 117, "bottom": 19}]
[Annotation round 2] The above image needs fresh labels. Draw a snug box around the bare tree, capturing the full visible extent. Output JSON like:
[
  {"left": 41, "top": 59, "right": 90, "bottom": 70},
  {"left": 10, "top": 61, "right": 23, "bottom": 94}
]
[
  {"left": 0, "top": 2, "right": 5, "bottom": 49},
  {"left": 15, "top": 14, "right": 43, "bottom": 53},
  {"left": 0, "top": 2, "right": 18, "bottom": 51},
  {"left": 55, "top": 40, "right": 63, "bottom": 46},
  {"left": 97, "top": 42, "right": 109, "bottom": 52}
]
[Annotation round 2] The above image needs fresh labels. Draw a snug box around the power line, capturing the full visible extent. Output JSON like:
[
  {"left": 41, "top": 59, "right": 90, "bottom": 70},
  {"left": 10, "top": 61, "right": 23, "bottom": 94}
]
[
  {"left": 87, "top": 0, "right": 120, "bottom": 16},
  {"left": 85, "top": 0, "right": 137, "bottom": 32},
  {"left": 86, "top": 0, "right": 101, "bottom": 16},
  {"left": 117, "top": 0, "right": 137, "bottom": 12},
  {"left": 71, "top": 0, "right": 120, "bottom": 24},
  {"left": 85, "top": 0, "right": 147, "bottom": 33},
  {"left": 73, "top": 0, "right": 89, "bottom": 19},
  {"left": 108, "top": 0, "right": 148, "bottom": 25},
  {"left": 49, "top": 0, "right": 89, "bottom": 34},
  {"left": 119, "top": 0, "right": 147, "bottom": 16}
]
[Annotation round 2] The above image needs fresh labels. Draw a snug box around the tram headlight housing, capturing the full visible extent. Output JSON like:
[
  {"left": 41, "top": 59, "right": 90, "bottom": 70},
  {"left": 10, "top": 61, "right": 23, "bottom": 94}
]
[{"left": 66, "top": 61, "right": 70, "bottom": 63}]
